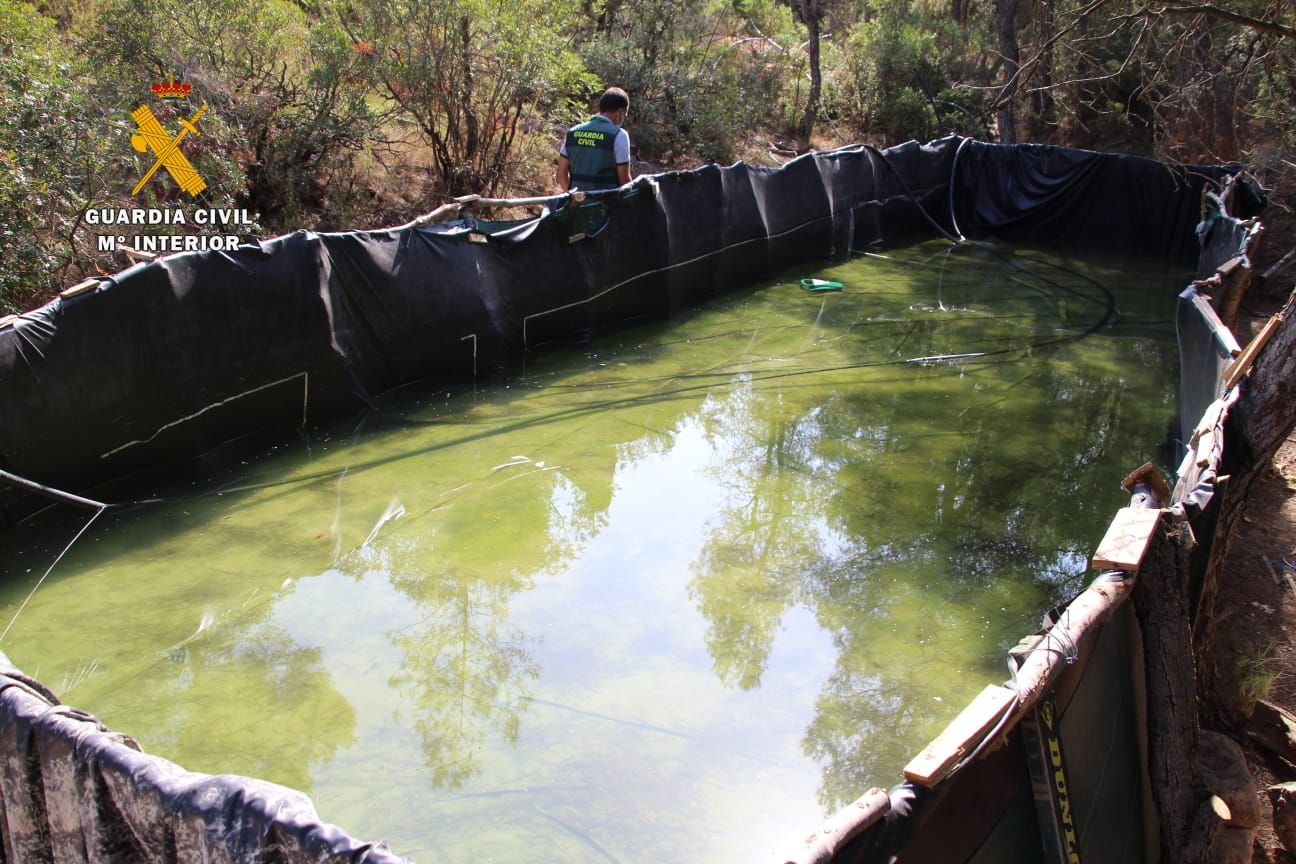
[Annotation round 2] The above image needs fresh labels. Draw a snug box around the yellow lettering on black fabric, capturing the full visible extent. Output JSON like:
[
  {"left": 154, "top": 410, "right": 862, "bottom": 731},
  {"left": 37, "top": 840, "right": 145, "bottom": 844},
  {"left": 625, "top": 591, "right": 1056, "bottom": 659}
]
[
  {"left": 1047, "top": 709, "right": 1081, "bottom": 864},
  {"left": 1025, "top": 696, "right": 1083, "bottom": 864}
]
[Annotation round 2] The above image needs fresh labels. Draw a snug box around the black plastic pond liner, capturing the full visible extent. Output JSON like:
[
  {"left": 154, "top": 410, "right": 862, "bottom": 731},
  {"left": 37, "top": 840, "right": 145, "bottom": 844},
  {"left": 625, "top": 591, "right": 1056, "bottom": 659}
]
[
  {"left": 788, "top": 190, "right": 1262, "bottom": 864},
  {"left": 832, "top": 596, "right": 1156, "bottom": 864},
  {"left": 0, "top": 652, "right": 403, "bottom": 864},
  {"left": 0, "top": 137, "right": 1228, "bottom": 524},
  {"left": 948, "top": 140, "right": 1223, "bottom": 266},
  {"left": 0, "top": 136, "right": 1248, "bottom": 864},
  {"left": 1177, "top": 286, "right": 1240, "bottom": 465},
  {"left": 831, "top": 592, "right": 1158, "bottom": 864}
]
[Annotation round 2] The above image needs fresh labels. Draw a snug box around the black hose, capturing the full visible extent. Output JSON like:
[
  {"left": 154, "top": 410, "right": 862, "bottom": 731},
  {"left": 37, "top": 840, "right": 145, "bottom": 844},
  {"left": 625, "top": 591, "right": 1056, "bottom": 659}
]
[
  {"left": 0, "top": 469, "right": 105, "bottom": 511},
  {"left": 861, "top": 143, "right": 963, "bottom": 245},
  {"left": 948, "top": 136, "right": 973, "bottom": 242}
]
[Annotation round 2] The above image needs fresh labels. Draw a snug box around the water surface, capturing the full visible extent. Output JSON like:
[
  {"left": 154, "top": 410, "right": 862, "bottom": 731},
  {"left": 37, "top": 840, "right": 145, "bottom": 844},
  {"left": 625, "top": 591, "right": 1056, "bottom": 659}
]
[{"left": 0, "top": 240, "right": 1183, "bottom": 862}]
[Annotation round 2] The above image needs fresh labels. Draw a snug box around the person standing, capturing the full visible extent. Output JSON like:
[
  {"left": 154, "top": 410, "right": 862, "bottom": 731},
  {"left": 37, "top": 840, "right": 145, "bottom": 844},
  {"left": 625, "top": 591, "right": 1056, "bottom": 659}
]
[{"left": 556, "top": 88, "right": 632, "bottom": 192}]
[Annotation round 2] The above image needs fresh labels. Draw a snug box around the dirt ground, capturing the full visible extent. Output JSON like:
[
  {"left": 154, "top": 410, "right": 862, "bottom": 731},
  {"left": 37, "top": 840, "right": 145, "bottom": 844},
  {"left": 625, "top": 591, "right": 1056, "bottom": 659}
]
[{"left": 1206, "top": 223, "right": 1296, "bottom": 862}]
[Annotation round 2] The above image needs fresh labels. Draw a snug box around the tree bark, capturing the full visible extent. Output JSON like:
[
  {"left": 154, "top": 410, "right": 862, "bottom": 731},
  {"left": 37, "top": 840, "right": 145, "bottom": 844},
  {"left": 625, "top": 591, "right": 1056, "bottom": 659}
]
[
  {"left": 1029, "top": 0, "right": 1056, "bottom": 137},
  {"left": 799, "top": 0, "right": 822, "bottom": 145},
  {"left": 995, "top": 0, "right": 1020, "bottom": 143},
  {"left": 1230, "top": 294, "right": 1296, "bottom": 463},
  {"left": 1134, "top": 519, "right": 1210, "bottom": 861},
  {"left": 1196, "top": 292, "right": 1296, "bottom": 722},
  {"left": 1139, "top": 293, "right": 1296, "bottom": 860}
]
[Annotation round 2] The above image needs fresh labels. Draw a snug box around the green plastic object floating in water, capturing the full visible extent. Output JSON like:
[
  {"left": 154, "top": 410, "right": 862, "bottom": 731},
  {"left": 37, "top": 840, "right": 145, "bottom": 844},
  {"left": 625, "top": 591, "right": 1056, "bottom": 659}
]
[{"left": 800, "top": 278, "right": 844, "bottom": 292}]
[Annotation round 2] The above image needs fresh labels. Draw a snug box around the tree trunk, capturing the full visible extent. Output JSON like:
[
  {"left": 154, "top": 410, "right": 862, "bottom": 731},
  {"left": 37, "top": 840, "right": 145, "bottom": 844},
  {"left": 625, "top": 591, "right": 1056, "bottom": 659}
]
[
  {"left": 1138, "top": 293, "right": 1296, "bottom": 860},
  {"left": 1134, "top": 519, "right": 1212, "bottom": 861},
  {"left": 459, "top": 16, "right": 479, "bottom": 193},
  {"left": 1029, "top": 0, "right": 1055, "bottom": 138},
  {"left": 799, "top": 0, "right": 822, "bottom": 145},
  {"left": 995, "top": 0, "right": 1019, "bottom": 143},
  {"left": 1196, "top": 292, "right": 1296, "bottom": 722}
]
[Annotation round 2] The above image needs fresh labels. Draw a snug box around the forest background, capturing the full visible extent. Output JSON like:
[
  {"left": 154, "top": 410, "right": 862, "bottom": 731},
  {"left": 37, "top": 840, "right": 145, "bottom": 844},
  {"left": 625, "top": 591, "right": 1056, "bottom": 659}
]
[{"left": 0, "top": 0, "right": 1292, "bottom": 313}]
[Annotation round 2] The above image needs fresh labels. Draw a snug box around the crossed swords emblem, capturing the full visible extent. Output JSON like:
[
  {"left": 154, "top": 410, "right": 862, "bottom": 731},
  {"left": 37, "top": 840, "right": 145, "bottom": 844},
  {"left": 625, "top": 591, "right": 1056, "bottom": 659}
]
[{"left": 130, "top": 103, "right": 208, "bottom": 197}]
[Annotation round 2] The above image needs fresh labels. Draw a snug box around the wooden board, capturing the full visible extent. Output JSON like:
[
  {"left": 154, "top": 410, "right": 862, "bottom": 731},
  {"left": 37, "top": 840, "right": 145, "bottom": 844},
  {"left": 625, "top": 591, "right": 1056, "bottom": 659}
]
[
  {"left": 1187, "top": 290, "right": 1242, "bottom": 356},
  {"left": 1262, "top": 248, "right": 1296, "bottom": 282},
  {"left": 121, "top": 245, "right": 156, "bottom": 260},
  {"left": 1222, "top": 312, "right": 1285, "bottom": 391},
  {"left": 59, "top": 277, "right": 100, "bottom": 299},
  {"left": 1216, "top": 256, "right": 1245, "bottom": 278},
  {"left": 1092, "top": 506, "right": 1163, "bottom": 571},
  {"left": 902, "top": 684, "right": 1016, "bottom": 788}
]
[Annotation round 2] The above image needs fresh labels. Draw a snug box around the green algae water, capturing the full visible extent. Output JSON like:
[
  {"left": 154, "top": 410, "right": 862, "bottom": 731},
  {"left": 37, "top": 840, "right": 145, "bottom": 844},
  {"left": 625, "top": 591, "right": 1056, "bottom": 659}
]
[{"left": 0, "top": 240, "right": 1183, "bottom": 862}]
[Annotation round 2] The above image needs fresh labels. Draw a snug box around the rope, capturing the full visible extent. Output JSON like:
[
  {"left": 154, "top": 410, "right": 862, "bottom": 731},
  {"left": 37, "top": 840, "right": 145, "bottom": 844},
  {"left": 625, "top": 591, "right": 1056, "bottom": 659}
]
[{"left": 0, "top": 503, "right": 105, "bottom": 644}]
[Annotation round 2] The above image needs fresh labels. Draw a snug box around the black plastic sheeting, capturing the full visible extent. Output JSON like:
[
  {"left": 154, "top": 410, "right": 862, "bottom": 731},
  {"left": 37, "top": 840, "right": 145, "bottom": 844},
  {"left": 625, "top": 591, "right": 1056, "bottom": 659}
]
[
  {"left": 0, "top": 136, "right": 1243, "bottom": 863},
  {"left": 0, "top": 651, "right": 404, "bottom": 864},
  {"left": 0, "top": 140, "right": 941, "bottom": 508},
  {"left": 949, "top": 139, "right": 1227, "bottom": 264},
  {"left": 0, "top": 137, "right": 1228, "bottom": 522},
  {"left": 1177, "top": 287, "right": 1241, "bottom": 463},
  {"left": 841, "top": 593, "right": 1156, "bottom": 864},
  {"left": 827, "top": 192, "right": 1260, "bottom": 864}
]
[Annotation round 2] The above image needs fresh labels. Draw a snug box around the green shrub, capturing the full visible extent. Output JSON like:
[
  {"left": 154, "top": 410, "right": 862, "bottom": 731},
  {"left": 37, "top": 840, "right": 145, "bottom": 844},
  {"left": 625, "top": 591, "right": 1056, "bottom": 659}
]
[
  {"left": 354, "top": 0, "right": 594, "bottom": 196},
  {"left": 843, "top": 0, "right": 983, "bottom": 143},
  {"left": 93, "top": 0, "right": 379, "bottom": 225},
  {"left": 0, "top": 0, "right": 130, "bottom": 311},
  {"left": 578, "top": 0, "right": 795, "bottom": 163}
]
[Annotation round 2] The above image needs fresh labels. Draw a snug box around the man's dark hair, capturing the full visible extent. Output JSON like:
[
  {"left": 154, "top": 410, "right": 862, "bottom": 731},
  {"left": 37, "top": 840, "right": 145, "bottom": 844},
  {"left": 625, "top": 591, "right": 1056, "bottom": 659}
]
[{"left": 598, "top": 87, "right": 629, "bottom": 113}]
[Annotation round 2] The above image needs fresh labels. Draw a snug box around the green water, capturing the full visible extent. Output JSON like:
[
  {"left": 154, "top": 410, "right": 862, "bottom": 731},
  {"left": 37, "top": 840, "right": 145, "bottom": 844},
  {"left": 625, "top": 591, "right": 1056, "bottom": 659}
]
[{"left": 0, "top": 240, "right": 1183, "bottom": 863}]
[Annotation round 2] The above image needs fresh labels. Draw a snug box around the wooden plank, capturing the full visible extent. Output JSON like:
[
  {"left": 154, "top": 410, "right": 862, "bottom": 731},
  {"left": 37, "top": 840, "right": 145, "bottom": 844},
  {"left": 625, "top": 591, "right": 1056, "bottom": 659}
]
[
  {"left": 59, "top": 277, "right": 100, "bottom": 299},
  {"left": 1092, "top": 506, "right": 1163, "bottom": 571},
  {"left": 903, "top": 684, "right": 1016, "bottom": 788},
  {"left": 1230, "top": 295, "right": 1296, "bottom": 462},
  {"left": 1216, "top": 256, "right": 1245, "bottom": 278},
  {"left": 1188, "top": 290, "right": 1242, "bottom": 357},
  {"left": 120, "top": 244, "right": 156, "bottom": 261},
  {"left": 1222, "top": 313, "right": 1285, "bottom": 391},
  {"left": 1217, "top": 237, "right": 1258, "bottom": 329}
]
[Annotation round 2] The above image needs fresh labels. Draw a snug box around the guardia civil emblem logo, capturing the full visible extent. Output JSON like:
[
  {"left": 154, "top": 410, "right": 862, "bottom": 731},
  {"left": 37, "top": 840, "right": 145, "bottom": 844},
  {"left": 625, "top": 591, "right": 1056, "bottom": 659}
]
[{"left": 129, "top": 79, "right": 208, "bottom": 197}]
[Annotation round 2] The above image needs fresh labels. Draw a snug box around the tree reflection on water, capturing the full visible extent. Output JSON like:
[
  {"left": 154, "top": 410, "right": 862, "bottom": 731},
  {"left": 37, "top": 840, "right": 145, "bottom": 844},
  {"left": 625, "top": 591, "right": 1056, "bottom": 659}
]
[
  {"left": 365, "top": 465, "right": 609, "bottom": 789},
  {"left": 683, "top": 313, "right": 1173, "bottom": 808}
]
